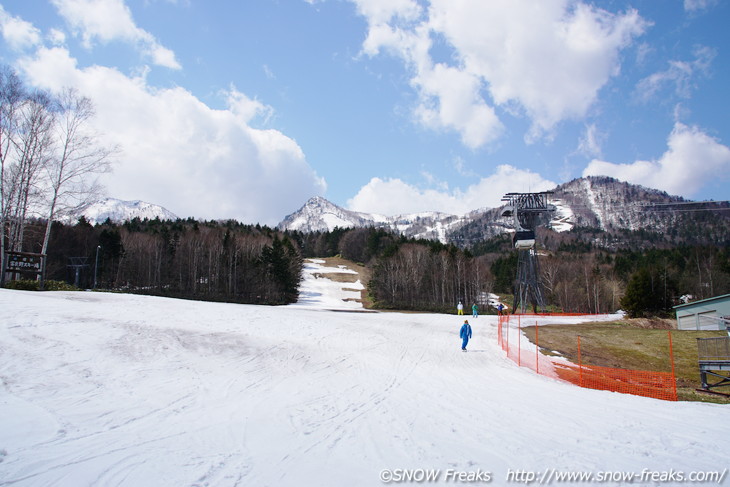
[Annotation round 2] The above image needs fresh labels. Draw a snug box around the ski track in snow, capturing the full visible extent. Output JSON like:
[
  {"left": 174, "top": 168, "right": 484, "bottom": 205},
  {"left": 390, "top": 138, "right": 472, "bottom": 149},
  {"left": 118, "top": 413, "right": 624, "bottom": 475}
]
[{"left": 0, "top": 263, "right": 729, "bottom": 486}]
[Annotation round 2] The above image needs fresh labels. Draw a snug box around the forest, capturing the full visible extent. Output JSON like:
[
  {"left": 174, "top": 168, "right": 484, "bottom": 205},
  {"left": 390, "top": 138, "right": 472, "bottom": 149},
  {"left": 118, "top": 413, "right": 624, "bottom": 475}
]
[
  {"left": 7, "top": 217, "right": 302, "bottom": 305},
  {"left": 292, "top": 225, "right": 730, "bottom": 316},
  {"left": 3, "top": 215, "right": 729, "bottom": 316}
]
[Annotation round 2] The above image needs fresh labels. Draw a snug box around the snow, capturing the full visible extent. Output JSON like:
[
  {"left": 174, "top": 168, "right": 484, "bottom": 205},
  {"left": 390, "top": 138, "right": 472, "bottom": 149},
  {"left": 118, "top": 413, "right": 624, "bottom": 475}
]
[
  {"left": 321, "top": 213, "right": 354, "bottom": 230},
  {"left": 288, "top": 259, "right": 365, "bottom": 311},
  {"left": 74, "top": 198, "right": 179, "bottom": 225},
  {"left": 549, "top": 199, "right": 575, "bottom": 233},
  {"left": 1, "top": 269, "right": 729, "bottom": 486}
]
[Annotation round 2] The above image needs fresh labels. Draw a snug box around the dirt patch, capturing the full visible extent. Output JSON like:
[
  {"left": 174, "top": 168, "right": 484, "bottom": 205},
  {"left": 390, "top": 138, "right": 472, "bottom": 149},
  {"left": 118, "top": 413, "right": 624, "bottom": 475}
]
[
  {"left": 313, "top": 272, "right": 359, "bottom": 284},
  {"left": 308, "top": 257, "right": 373, "bottom": 309},
  {"left": 623, "top": 317, "right": 675, "bottom": 329}
]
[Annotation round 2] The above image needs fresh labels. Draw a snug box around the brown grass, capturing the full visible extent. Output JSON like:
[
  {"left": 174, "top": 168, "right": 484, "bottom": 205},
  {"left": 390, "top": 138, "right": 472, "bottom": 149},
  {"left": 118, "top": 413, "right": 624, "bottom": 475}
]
[{"left": 521, "top": 320, "right": 729, "bottom": 403}]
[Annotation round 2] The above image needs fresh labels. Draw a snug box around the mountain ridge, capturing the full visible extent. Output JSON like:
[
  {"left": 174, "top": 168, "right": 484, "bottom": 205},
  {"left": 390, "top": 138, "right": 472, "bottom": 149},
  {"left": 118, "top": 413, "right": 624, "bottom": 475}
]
[
  {"left": 73, "top": 198, "right": 179, "bottom": 225},
  {"left": 278, "top": 176, "right": 730, "bottom": 247}
]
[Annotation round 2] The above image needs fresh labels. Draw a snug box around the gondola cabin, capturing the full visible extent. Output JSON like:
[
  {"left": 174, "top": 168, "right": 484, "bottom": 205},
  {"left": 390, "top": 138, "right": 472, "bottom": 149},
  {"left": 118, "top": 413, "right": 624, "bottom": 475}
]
[{"left": 513, "top": 230, "right": 535, "bottom": 249}]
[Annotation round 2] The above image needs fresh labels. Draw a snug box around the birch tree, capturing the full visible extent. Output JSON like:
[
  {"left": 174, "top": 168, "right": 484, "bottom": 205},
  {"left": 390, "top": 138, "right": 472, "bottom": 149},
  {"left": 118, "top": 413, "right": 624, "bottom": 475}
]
[
  {"left": 0, "top": 67, "right": 24, "bottom": 284},
  {"left": 39, "top": 89, "right": 114, "bottom": 283}
]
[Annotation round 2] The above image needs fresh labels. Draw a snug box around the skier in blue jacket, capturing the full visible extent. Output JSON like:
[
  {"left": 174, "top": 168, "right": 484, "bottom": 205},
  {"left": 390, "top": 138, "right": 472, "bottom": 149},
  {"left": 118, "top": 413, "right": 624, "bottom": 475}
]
[{"left": 460, "top": 320, "right": 472, "bottom": 351}]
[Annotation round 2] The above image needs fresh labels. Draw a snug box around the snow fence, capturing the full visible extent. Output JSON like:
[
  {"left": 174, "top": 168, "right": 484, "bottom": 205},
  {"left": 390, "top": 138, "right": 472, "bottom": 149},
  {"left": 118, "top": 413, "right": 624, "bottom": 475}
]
[{"left": 497, "top": 315, "right": 678, "bottom": 401}]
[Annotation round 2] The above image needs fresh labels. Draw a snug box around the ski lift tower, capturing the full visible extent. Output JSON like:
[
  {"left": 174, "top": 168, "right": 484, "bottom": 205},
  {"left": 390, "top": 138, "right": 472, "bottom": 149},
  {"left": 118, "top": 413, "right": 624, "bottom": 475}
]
[{"left": 501, "top": 192, "right": 555, "bottom": 314}]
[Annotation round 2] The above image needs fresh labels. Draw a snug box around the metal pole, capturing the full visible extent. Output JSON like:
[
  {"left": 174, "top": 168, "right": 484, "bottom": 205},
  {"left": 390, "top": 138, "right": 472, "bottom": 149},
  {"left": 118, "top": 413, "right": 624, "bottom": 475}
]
[
  {"left": 668, "top": 331, "right": 678, "bottom": 400},
  {"left": 94, "top": 245, "right": 101, "bottom": 289},
  {"left": 578, "top": 336, "right": 583, "bottom": 387},
  {"left": 535, "top": 322, "right": 539, "bottom": 375}
]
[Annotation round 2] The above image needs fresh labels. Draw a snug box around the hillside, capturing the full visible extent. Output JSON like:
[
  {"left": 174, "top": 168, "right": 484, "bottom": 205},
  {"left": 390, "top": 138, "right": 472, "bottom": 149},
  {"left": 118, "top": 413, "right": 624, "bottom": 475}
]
[{"left": 279, "top": 177, "right": 730, "bottom": 248}]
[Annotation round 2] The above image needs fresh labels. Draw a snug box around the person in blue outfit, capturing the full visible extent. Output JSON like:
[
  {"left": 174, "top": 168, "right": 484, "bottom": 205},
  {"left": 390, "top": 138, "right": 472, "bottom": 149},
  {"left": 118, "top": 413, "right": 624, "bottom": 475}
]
[{"left": 460, "top": 319, "right": 472, "bottom": 351}]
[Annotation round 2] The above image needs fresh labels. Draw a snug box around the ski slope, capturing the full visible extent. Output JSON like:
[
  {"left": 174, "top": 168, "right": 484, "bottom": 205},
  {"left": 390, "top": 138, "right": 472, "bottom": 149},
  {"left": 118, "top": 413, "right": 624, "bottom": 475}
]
[{"left": 1, "top": 263, "right": 728, "bottom": 486}]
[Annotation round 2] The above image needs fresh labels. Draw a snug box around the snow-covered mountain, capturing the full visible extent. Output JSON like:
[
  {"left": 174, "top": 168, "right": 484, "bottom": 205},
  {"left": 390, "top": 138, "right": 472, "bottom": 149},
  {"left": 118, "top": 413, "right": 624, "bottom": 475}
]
[
  {"left": 74, "top": 198, "right": 179, "bottom": 225},
  {"left": 279, "top": 177, "right": 729, "bottom": 246},
  {"left": 277, "top": 196, "right": 470, "bottom": 242}
]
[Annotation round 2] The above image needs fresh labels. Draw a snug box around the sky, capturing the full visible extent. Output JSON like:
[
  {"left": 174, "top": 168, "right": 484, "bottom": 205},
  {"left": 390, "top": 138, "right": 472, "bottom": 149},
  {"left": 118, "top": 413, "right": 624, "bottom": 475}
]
[{"left": 1, "top": 0, "right": 729, "bottom": 226}]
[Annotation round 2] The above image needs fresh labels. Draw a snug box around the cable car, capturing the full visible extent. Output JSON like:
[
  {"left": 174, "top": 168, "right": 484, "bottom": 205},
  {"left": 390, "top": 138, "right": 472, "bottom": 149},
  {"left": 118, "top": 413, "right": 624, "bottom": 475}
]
[{"left": 513, "top": 230, "right": 535, "bottom": 249}]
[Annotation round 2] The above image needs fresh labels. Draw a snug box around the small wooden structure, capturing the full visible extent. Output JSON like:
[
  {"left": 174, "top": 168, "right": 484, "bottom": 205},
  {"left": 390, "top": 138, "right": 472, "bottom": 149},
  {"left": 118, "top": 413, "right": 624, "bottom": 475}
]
[{"left": 697, "top": 336, "right": 730, "bottom": 395}]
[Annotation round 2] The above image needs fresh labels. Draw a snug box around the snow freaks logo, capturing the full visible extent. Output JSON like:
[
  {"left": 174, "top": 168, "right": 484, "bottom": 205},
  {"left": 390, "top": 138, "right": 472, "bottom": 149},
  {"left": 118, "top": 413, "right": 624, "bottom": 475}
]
[{"left": 380, "top": 469, "right": 492, "bottom": 483}]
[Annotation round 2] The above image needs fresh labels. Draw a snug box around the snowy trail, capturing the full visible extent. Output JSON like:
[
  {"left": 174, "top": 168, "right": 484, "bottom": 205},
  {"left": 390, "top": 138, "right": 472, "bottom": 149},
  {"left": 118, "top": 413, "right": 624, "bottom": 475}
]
[{"left": 1, "top": 285, "right": 729, "bottom": 486}]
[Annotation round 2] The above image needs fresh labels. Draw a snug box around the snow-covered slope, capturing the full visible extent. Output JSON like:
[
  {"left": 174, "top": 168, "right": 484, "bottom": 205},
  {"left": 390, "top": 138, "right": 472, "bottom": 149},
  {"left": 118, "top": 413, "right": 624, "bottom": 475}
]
[
  {"left": 1, "top": 288, "right": 728, "bottom": 486},
  {"left": 75, "top": 198, "right": 179, "bottom": 224},
  {"left": 289, "top": 258, "right": 366, "bottom": 311}
]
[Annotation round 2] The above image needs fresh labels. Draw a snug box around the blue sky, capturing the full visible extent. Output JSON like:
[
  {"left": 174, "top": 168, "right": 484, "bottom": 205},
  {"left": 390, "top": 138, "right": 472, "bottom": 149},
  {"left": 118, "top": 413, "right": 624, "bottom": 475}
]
[{"left": 1, "top": 0, "right": 728, "bottom": 225}]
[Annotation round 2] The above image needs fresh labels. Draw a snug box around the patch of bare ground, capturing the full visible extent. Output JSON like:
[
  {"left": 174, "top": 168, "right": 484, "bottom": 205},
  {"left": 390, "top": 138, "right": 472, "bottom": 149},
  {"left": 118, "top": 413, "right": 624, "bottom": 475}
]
[{"left": 311, "top": 256, "right": 373, "bottom": 308}]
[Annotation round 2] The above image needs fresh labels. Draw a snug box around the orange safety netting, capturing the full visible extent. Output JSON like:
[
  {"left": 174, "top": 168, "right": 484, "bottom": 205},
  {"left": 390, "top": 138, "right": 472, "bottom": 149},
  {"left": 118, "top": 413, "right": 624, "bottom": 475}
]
[{"left": 497, "top": 315, "right": 678, "bottom": 401}]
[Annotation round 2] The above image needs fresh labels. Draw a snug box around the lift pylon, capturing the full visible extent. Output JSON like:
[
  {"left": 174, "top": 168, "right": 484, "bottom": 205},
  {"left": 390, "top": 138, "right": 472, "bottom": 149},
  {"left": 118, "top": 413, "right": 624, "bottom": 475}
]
[{"left": 501, "top": 192, "right": 555, "bottom": 313}]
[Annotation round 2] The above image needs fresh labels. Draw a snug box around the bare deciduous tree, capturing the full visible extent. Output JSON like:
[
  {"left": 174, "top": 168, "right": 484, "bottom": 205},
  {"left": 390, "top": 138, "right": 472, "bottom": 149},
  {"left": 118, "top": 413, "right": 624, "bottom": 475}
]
[
  {"left": 40, "top": 88, "right": 115, "bottom": 258},
  {"left": 0, "top": 66, "right": 115, "bottom": 286}
]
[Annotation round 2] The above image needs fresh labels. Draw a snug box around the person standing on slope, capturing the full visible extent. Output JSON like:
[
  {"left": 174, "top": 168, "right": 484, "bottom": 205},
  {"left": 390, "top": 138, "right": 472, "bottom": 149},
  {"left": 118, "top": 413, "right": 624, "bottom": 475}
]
[
  {"left": 472, "top": 303, "right": 479, "bottom": 318},
  {"left": 460, "top": 320, "right": 472, "bottom": 351},
  {"left": 457, "top": 301, "right": 464, "bottom": 315}
]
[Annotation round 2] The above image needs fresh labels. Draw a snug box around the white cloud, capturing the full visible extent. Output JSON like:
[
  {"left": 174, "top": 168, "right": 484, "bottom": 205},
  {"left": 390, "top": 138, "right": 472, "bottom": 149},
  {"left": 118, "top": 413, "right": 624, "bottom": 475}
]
[
  {"left": 0, "top": 5, "right": 41, "bottom": 50},
  {"left": 18, "top": 46, "right": 326, "bottom": 225},
  {"left": 347, "top": 165, "right": 556, "bottom": 215},
  {"left": 413, "top": 62, "right": 503, "bottom": 148},
  {"left": 635, "top": 45, "right": 715, "bottom": 102},
  {"left": 583, "top": 122, "right": 730, "bottom": 197},
  {"left": 48, "top": 28, "right": 67, "bottom": 46},
  {"left": 50, "top": 0, "right": 181, "bottom": 69},
  {"left": 354, "top": 0, "right": 647, "bottom": 147},
  {"left": 684, "top": 0, "right": 718, "bottom": 12},
  {"left": 576, "top": 123, "right": 604, "bottom": 159},
  {"left": 224, "top": 86, "right": 274, "bottom": 124}
]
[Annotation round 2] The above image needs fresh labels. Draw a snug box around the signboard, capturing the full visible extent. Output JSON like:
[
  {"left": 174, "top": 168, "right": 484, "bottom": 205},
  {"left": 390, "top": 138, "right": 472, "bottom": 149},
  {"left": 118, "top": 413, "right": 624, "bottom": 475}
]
[{"left": 5, "top": 252, "right": 44, "bottom": 275}]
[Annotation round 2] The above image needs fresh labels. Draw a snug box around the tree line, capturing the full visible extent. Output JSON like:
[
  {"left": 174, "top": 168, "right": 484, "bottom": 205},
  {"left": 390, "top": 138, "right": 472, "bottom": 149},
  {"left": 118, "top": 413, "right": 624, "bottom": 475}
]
[
  {"left": 12, "top": 217, "right": 302, "bottom": 305},
  {"left": 6, "top": 213, "right": 729, "bottom": 315},
  {"left": 295, "top": 226, "right": 730, "bottom": 317}
]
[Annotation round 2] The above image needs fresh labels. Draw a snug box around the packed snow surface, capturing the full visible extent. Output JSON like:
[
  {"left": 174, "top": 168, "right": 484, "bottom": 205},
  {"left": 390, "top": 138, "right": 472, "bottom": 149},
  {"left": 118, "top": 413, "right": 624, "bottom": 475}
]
[{"left": 1, "top": 267, "right": 728, "bottom": 486}]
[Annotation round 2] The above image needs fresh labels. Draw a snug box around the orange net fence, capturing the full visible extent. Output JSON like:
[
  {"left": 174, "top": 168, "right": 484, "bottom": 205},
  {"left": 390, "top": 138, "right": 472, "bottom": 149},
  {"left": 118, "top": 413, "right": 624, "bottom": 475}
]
[{"left": 497, "top": 315, "right": 678, "bottom": 401}]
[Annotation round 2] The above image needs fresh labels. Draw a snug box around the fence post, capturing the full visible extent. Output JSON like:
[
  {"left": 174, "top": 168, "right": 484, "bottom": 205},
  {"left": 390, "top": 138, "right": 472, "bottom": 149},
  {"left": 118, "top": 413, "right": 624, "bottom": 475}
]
[
  {"left": 577, "top": 335, "right": 583, "bottom": 387},
  {"left": 535, "top": 322, "right": 539, "bottom": 375},
  {"left": 506, "top": 315, "right": 510, "bottom": 355},
  {"left": 518, "top": 317, "right": 521, "bottom": 366},
  {"left": 668, "top": 330, "right": 678, "bottom": 401}
]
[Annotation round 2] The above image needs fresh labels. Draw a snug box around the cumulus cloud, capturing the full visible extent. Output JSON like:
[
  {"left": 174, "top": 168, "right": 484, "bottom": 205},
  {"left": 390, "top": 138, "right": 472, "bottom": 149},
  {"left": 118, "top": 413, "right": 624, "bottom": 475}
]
[
  {"left": 50, "top": 0, "right": 181, "bottom": 69},
  {"left": 353, "top": 0, "right": 647, "bottom": 147},
  {"left": 0, "top": 5, "right": 41, "bottom": 50},
  {"left": 583, "top": 122, "right": 730, "bottom": 197},
  {"left": 18, "top": 46, "right": 326, "bottom": 225},
  {"left": 347, "top": 165, "right": 556, "bottom": 215}
]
